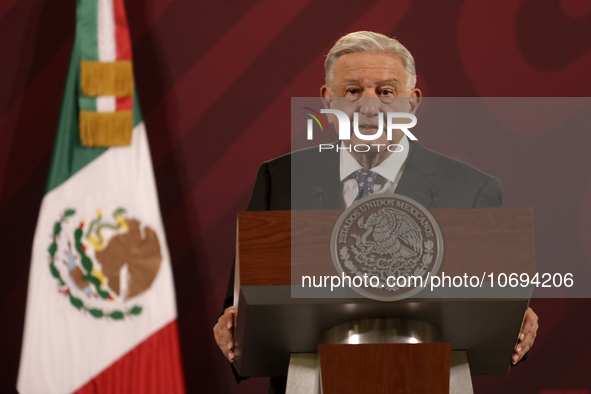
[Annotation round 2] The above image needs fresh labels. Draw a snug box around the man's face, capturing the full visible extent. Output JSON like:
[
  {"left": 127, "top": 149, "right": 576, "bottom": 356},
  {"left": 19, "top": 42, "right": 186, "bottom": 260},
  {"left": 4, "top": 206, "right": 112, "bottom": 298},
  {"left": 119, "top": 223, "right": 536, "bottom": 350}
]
[{"left": 321, "top": 52, "right": 421, "bottom": 150}]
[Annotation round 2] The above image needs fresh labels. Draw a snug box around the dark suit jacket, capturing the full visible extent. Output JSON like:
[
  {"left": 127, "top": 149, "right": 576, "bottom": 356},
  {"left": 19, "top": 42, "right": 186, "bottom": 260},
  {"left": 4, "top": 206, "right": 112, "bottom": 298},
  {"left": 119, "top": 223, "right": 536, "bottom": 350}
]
[{"left": 221, "top": 141, "right": 503, "bottom": 392}]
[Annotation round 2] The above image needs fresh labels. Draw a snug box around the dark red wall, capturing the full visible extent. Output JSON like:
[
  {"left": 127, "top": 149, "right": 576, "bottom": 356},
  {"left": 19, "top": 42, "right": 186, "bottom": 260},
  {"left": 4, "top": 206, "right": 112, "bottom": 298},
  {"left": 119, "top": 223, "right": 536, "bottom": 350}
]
[{"left": 1, "top": 0, "right": 590, "bottom": 393}]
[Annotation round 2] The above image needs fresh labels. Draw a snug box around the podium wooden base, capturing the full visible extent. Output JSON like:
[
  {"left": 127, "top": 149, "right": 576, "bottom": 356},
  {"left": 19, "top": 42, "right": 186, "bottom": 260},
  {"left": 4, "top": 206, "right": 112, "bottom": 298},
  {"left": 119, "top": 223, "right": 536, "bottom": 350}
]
[{"left": 286, "top": 348, "right": 474, "bottom": 394}]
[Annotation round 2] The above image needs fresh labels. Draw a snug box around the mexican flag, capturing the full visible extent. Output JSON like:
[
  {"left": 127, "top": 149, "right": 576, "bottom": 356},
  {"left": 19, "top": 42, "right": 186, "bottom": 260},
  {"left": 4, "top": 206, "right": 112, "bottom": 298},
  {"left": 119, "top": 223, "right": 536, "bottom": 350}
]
[{"left": 17, "top": 0, "right": 185, "bottom": 393}]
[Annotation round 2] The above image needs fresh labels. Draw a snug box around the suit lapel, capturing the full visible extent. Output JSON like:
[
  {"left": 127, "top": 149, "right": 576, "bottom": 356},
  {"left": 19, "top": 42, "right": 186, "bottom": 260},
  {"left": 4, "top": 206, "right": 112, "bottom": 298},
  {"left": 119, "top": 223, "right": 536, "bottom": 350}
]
[
  {"left": 395, "top": 141, "right": 439, "bottom": 208},
  {"left": 316, "top": 146, "right": 341, "bottom": 209}
]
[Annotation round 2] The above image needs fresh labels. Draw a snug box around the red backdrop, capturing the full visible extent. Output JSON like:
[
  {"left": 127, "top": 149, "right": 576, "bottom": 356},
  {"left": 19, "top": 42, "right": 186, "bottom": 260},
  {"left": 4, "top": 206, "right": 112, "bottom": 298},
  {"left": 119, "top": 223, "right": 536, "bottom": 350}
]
[{"left": 1, "top": 0, "right": 590, "bottom": 392}]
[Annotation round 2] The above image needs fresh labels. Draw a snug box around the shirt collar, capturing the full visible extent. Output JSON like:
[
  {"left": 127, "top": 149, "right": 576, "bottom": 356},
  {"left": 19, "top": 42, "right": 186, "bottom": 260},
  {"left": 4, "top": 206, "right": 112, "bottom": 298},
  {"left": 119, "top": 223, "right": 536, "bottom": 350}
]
[{"left": 339, "top": 136, "right": 409, "bottom": 182}]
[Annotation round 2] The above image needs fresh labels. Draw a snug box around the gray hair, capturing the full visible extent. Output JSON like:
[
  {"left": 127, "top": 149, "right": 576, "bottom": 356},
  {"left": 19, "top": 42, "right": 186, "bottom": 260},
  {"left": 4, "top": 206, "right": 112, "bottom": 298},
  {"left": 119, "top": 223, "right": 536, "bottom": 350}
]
[{"left": 324, "top": 31, "right": 417, "bottom": 91}]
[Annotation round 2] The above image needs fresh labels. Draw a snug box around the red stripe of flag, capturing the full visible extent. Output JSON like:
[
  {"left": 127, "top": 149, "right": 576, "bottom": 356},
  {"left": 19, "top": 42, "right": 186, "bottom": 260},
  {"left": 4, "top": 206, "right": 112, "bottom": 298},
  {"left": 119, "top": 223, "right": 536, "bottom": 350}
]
[
  {"left": 73, "top": 320, "right": 185, "bottom": 394},
  {"left": 116, "top": 96, "right": 134, "bottom": 111},
  {"left": 114, "top": 0, "right": 133, "bottom": 112},
  {"left": 114, "top": 0, "right": 132, "bottom": 61}
]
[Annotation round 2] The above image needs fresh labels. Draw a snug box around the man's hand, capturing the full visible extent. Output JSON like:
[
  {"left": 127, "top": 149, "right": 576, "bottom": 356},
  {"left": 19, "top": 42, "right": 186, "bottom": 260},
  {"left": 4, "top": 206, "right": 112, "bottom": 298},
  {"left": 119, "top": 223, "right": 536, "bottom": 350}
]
[
  {"left": 214, "top": 306, "right": 237, "bottom": 362},
  {"left": 513, "top": 307, "right": 538, "bottom": 364}
]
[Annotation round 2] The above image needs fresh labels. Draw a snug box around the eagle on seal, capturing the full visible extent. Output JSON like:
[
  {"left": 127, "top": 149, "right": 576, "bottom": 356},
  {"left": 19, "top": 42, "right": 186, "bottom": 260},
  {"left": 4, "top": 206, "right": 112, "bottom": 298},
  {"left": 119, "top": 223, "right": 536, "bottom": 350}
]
[{"left": 352, "top": 208, "right": 423, "bottom": 259}]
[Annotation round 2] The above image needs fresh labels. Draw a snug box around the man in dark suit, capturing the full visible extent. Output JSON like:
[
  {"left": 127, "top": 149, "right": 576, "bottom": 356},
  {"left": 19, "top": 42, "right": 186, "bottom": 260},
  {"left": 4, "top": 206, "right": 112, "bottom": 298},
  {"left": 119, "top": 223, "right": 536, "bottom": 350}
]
[{"left": 214, "top": 31, "right": 538, "bottom": 391}]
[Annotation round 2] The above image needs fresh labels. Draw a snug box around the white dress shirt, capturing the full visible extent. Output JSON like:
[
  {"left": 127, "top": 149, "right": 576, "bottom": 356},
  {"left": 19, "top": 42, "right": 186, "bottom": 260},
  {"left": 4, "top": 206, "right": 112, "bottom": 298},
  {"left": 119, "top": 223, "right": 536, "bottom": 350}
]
[{"left": 339, "top": 136, "right": 410, "bottom": 208}]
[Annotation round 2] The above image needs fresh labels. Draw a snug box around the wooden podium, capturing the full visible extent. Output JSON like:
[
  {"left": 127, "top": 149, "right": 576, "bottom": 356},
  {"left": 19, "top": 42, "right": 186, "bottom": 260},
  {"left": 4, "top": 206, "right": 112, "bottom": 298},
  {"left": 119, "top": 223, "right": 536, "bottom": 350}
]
[{"left": 233, "top": 208, "right": 535, "bottom": 393}]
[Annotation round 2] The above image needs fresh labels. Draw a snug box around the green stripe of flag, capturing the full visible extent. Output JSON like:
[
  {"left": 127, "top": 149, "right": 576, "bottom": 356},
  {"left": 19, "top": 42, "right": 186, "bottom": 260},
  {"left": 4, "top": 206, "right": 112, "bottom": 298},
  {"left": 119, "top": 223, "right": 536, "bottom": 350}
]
[
  {"left": 78, "top": 96, "right": 97, "bottom": 111},
  {"left": 46, "top": 36, "right": 106, "bottom": 194},
  {"left": 46, "top": 35, "right": 143, "bottom": 194},
  {"left": 133, "top": 90, "right": 143, "bottom": 126},
  {"left": 76, "top": 0, "right": 99, "bottom": 61}
]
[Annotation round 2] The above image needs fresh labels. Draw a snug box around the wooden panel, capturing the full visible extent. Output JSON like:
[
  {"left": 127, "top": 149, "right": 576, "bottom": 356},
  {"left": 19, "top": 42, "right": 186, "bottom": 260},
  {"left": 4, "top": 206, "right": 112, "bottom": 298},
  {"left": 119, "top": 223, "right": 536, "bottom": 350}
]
[
  {"left": 237, "top": 208, "right": 535, "bottom": 286},
  {"left": 237, "top": 211, "right": 292, "bottom": 286},
  {"left": 319, "top": 343, "right": 450, "bottom": 394}
]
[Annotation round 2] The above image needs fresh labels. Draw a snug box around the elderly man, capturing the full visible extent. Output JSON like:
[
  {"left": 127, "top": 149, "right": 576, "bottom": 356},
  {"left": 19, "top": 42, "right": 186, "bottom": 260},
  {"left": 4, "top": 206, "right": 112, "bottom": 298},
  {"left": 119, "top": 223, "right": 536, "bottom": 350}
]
[{"left": 214, "top": 31, "right": 538, "bottom": 392}]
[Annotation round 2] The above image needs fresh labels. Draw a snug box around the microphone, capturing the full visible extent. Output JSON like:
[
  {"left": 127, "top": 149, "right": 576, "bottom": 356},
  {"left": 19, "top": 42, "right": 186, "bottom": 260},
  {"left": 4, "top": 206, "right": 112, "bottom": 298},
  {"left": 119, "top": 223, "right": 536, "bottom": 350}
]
[
  {"left": 316, "top": 187, "right": 324, "bottom": 210},
  {"left": 428, "top": 186, "right": 439, "bottom": 208}
]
